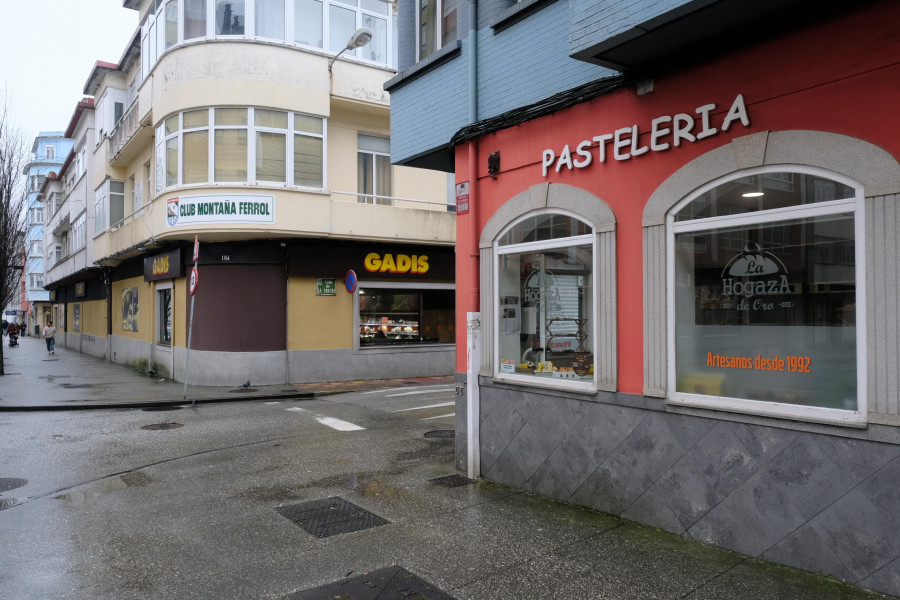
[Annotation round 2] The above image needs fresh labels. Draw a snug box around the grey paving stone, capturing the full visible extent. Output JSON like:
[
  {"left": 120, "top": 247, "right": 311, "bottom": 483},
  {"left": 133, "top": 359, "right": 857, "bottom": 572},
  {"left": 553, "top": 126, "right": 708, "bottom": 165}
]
[
  {"left": 763, "top": 522, "right": 854, "bottom": 583},
  {"left": 809, "top": 489, "right": 900, "bottom": 582}
]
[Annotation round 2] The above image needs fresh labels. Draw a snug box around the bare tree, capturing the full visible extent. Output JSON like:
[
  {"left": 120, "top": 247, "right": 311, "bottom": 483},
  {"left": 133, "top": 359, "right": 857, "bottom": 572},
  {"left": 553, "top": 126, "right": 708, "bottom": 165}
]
[{"left": 0, "top": 96, "right": 27, "bottom": 375}]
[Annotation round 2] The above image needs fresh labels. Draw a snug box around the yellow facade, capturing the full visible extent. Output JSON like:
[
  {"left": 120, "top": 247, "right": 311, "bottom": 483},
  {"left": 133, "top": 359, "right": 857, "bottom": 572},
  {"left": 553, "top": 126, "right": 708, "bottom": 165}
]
[{"left": 288, "top": 276, "right": 354, "bottom": 351}]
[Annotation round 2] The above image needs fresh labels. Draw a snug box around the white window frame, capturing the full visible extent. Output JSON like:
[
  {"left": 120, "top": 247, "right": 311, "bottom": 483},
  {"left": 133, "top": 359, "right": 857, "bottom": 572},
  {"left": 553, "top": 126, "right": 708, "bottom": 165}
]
[
  {"left": 357, "top": 134, "right": 391, "bottom": 204},
  {"left": 72, "top": 212, "right": 87, "bottom": 251},
  {"left": 45, "top": 145, "right": 55, "bottom": 159},
  {"left": 666, "top": 165, "right": 867, "bottom": 426},
  {"left": 156, "top": 107, "right": 326, "bottom": 191},
  {"left": 493, "top": 209, "right": 598, "bottom": 393},
  {"left": 140, "top": 0, "right": 393, "bottom": 76},
  {"left": 415, "top": 0, "right": 454, "bottom": 62},
  {"left": 155, "top": 281, "right": 174, "bottom": 346}
]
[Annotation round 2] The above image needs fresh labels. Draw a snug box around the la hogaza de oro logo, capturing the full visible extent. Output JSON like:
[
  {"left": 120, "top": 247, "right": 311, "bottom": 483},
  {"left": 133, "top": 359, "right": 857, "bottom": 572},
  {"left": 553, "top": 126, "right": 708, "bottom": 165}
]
[{"left": 720, "top": 243, "right": 792, "bottom": 312}]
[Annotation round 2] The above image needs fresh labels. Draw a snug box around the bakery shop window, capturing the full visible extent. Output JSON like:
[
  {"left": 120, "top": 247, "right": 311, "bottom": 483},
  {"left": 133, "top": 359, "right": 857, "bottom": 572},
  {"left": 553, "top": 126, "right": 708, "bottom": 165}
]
[
  {"left": 495, "top": 213, "right": 595, "bottom": 389},
  {"left": 668, "top": 168, "right": 865, "bottom": 424},
  {"left": 359, "top": 286, "right": 455, "bottom": 346}
]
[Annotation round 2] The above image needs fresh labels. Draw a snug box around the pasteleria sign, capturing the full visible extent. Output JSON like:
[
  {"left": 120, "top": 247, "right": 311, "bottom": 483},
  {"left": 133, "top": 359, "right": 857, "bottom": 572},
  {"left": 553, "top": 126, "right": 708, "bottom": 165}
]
[
  {"left": 166, "top": 194, "right": 275, "bottom": 226},
  {"left": 541, "top": 93, "right": 750, "bottom": 176}
]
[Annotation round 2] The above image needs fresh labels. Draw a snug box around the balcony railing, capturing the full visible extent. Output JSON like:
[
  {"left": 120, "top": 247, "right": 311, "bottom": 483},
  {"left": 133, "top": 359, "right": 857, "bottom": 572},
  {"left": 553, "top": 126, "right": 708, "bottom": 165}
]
[
  {"left": 331, "top": 191, "right": 456, "bottom": 211},
  {"left": 109, "top": 100, "right": 141, "bottom": 161}
]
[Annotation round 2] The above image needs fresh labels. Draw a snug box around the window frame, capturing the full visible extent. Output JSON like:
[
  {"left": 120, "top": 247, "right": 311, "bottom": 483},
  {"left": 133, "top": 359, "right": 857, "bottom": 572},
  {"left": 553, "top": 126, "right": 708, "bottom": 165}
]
[
  {"left": 665, "top": 165, "right": 867, "bottom": 426},
  {"left": 357, "top": 134, "right": 391, "bottom": 204},
  {"left": 157, "top": 107, "right": 326, "bottom": 192},
  {"left": 492, "top": 209, "right": 598, "bottom": 393},
  {"left": 415, "top": 0, "right": 456, "bottom": 62},
  {"left": 140, "top": 0, "right": 394, "bottom": 74},
  {"left": 353, "top": 280, "right": 456, "bottom": 351}
]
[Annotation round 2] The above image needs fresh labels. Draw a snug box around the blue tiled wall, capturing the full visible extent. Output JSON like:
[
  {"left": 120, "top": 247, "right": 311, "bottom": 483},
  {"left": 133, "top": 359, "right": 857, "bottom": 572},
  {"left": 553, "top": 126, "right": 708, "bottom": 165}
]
[
  {"left": 569, "top": 0, "right": 692, "bottom": 56},
  {"left": 391, "top": 0, "right": 613, "bottom": 165}
]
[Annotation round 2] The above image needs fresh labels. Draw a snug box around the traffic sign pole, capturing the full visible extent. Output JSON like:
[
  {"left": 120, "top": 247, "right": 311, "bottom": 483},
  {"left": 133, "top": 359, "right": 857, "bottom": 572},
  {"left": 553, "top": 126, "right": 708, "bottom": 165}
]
[{"left": 184, "top": 237, "right": 199, "bottom": 402}]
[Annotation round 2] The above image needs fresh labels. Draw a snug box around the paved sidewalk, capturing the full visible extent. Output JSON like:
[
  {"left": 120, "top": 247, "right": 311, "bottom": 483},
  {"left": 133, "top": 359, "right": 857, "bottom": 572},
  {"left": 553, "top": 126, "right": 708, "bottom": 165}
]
[{"left": 0, "top": 334, "right": 453, "bottom": 410}]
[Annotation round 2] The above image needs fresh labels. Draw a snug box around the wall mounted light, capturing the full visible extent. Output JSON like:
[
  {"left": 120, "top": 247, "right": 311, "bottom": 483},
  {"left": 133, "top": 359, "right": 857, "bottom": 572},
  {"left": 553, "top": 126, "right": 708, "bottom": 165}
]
[
  {"left": 328, "top": 27, "right": 373, "bottom": 72},
  {"left": 488, "top": 152, "right": 500, "bottom": 179}
]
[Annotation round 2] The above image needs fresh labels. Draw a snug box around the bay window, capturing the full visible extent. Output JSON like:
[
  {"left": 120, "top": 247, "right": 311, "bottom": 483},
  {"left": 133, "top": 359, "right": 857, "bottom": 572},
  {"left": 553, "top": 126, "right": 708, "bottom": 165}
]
[
  {"left": 668, "top": 168, "right": 864, "bottom": 423},
  {"left": 141, "top": 0, "right": 393, "bottom": 73},
  {"left": 156, "top": 107, "right": 325, "bottom": 190}
]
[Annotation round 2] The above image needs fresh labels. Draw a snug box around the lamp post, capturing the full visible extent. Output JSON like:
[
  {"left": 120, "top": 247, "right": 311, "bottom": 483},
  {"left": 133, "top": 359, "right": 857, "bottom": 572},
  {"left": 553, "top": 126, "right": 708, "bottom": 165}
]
[{"left": 328, "top": 27, "right": 373, "bottom": 72}]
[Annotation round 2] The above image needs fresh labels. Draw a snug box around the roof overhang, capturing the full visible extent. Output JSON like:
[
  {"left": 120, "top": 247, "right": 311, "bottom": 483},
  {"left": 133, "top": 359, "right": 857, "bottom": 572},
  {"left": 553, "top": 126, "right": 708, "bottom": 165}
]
[
  {"left": 64, "top": 99, "right": 95, "bottom": 138},
  {"left": 570, "top": 0, "right": 852, "bottom": 72}
]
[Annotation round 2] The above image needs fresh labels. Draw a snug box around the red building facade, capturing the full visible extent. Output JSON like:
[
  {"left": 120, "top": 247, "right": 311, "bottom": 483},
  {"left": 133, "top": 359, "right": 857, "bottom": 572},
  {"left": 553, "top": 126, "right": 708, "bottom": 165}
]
[{"left": 452, "top": 2, "right": 900, "bottom": 594}]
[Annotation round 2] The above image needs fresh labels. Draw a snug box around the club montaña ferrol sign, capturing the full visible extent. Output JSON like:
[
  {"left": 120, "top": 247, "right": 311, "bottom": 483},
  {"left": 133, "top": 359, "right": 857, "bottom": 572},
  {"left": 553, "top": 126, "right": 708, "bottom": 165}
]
[{"left": 541, "top": 94, "right": 750, "bottom": 176}]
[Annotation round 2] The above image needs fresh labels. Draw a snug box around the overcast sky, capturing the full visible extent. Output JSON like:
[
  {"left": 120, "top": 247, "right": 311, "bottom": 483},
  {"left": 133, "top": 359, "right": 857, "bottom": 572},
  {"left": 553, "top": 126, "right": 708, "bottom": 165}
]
[{"left": 0, "top": 0, "right": 139, "bottom": 143}]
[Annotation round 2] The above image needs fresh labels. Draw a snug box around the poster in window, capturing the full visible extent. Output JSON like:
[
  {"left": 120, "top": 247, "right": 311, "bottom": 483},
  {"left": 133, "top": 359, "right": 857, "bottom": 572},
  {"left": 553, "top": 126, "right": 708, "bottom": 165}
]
[
  {"left": 73, "top": 304, "right": 81, "bottom": 332},
  {"left": 122, "top": 287, "right": 139, "bottom": 332},
  {"left": 500, "top": 295, "right": 519, "bottom": 334}
]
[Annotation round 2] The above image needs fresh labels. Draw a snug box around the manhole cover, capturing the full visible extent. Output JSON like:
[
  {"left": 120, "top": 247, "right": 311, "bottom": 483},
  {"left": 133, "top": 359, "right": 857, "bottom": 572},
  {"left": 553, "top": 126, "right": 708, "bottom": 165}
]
[
  {"left": 424, "top": 430, "right": 455, "bottom": 439},
  {"left": 286, "top": 565, "right": 456, "bottom": 600},
  {"left": 429, "top": 475, "right": 475, "bottom": 488},
  {"left": 142, "top": 406, "right": 182, "bottom": 412},
  {"left": 277, "top": 497, "right": 389, "bottom": 538},
  {"left": 141, "top": 422, "right": 183, "bottom": 430},
  {"left": 229, "top": 388, "right": 258, "bottom": 393},
  {"left": 0, "top": 478, "right": 27, "bottom": 493}
]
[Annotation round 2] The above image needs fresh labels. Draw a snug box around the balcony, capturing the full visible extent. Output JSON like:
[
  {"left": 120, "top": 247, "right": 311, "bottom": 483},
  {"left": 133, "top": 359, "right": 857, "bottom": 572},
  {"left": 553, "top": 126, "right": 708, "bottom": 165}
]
[{"left": 109, "top": 99, "right": 153, "bottom": 167}]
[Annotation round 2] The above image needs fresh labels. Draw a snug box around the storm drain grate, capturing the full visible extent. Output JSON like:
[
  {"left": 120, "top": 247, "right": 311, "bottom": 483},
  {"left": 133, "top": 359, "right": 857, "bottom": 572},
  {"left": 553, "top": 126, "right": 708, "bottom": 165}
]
[
  {"left": 429, "top": 475, "right": 475, "bottom": 488},
  {"left": 141, "top": 422, "right": 184, "bottom": 430},
  {"left": 423, "top": 430, "right": 455, "bottom": 439},
  {"left": 0, "top": 478, "right": 27, "bottom": 493},
  {"left": 142, "top": 406, "right": 182, "bottom": 412},
  {"left": 285, "top": 565, "right": 456, "bottom": 600},
  {"left": 230, "top": 388, "right": 259, "bottom": 393},
  {"left": 277, "top": 497, "right": 389, "bottom": 538},
  {"left": 60, "top": 383, "right": 94, "bottom": 389}
]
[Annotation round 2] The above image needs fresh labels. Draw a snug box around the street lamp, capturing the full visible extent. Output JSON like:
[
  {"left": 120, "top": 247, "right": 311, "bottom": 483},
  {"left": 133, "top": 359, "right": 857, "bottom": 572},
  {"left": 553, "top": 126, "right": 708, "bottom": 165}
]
[{"left": 328, "top": 27, "right": 373, "bottom": 72}]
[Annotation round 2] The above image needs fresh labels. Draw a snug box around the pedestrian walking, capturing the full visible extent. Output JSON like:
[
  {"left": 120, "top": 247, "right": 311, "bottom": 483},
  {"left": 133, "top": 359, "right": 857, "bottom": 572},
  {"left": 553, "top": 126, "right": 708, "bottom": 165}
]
[{"left": 42, "top": 320, "right": 57, "bottom": 354}]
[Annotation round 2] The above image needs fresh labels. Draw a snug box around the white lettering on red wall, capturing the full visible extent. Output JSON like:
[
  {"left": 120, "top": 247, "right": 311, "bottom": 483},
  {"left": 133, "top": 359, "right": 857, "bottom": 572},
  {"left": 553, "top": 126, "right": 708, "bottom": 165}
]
[{"left": 541, "top": 94, "right": 750, "bottom": 177}]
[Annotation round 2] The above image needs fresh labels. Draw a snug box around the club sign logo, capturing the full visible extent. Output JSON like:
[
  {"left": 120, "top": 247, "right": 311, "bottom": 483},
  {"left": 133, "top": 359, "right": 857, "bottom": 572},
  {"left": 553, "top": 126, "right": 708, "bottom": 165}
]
[{"left": 167, "top": 197, "right": 179, "bottom": 226}]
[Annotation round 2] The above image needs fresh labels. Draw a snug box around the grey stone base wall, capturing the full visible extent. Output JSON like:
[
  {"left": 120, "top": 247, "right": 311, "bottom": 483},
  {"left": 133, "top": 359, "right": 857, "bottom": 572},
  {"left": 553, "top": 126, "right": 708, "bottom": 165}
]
[
  {"left": 472, "top": 378, "right": 900, "bottom": 597},
  {"left": 290, "top": 346, "right": 455, "bottom": 383},
  {"left": 102, "top": 339, "right": 455, "bottom": 385}
]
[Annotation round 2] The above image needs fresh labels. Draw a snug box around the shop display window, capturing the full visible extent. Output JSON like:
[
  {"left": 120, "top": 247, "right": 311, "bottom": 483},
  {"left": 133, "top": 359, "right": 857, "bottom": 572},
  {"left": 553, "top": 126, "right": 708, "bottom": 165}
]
[
  {"left": 669, "top": 169, "right": 863, "bottom": 421},
  {"left": 359, "top": 288, "right": 454, "bottom": 346},
  {"left": 495, "top": 213, "right": 595, "bottom": 387}
]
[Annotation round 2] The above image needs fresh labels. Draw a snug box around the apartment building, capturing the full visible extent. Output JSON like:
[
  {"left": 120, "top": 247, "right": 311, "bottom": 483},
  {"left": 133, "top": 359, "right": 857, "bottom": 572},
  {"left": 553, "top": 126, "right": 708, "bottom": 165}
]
[
  {"left": 20, "top": 133, "right": 73, "bottom": 335},
  {"left": 41, "top": 101, "right": 100, "bottom": 353},
  {"left": 43, "top": 0, "right": 455, "bottom": 385},
  {"left": 386, "top": 0, "right": 900, "bottom": 595}
]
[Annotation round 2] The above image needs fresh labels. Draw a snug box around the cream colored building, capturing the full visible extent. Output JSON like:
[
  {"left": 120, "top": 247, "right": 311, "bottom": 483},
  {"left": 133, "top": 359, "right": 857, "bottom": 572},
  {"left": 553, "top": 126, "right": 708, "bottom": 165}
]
[{"left": 46, "top": 0, "right": 455, "bottom": 385}]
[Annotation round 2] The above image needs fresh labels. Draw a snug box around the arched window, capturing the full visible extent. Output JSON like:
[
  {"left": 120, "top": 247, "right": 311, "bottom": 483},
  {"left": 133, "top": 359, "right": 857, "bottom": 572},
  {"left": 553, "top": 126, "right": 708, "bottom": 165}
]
[
  {"left": 495, "top": 212, "right": 596, "bottom": 389},
  {"left": 667, "top": 167, "right": 865, "bottom": 424}
]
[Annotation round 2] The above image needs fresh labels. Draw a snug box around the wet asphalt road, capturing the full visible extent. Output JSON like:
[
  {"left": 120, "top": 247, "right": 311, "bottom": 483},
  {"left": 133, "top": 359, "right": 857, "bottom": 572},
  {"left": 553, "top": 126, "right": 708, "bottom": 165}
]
[{"left": 0, "top": 393, "right": 891, "bottom": 600}]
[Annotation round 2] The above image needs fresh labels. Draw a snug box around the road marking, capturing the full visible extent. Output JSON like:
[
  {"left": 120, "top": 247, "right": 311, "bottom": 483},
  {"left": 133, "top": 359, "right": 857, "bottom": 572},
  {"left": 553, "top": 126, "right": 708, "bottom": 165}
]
[
  {"left": 386, "top": 388, "right": 455, "bottom": 397},
  {"left": 392, "top": 401, "right": 455, "bottom": 412},
  {"left": 422, "top": 413, "right": 455, "bottom": 420},
  {"left": 265, "top": 401, "right": 281, "bottom": 405},
  {"left": 363, "top": 384, "right": 455, "bottom": 395},
  {"left": 316, "top": 416, "right": 365, "bottom": 431},
  {"left": 285, "top": 407, "right": 307, "bottom": 412}
]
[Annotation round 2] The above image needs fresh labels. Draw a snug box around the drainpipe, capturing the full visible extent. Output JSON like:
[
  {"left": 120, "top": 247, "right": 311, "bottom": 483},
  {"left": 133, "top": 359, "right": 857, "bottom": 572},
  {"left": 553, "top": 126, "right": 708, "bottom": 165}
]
[{"left": 465, "top": 0, "right": 481, "bottom": 480}]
